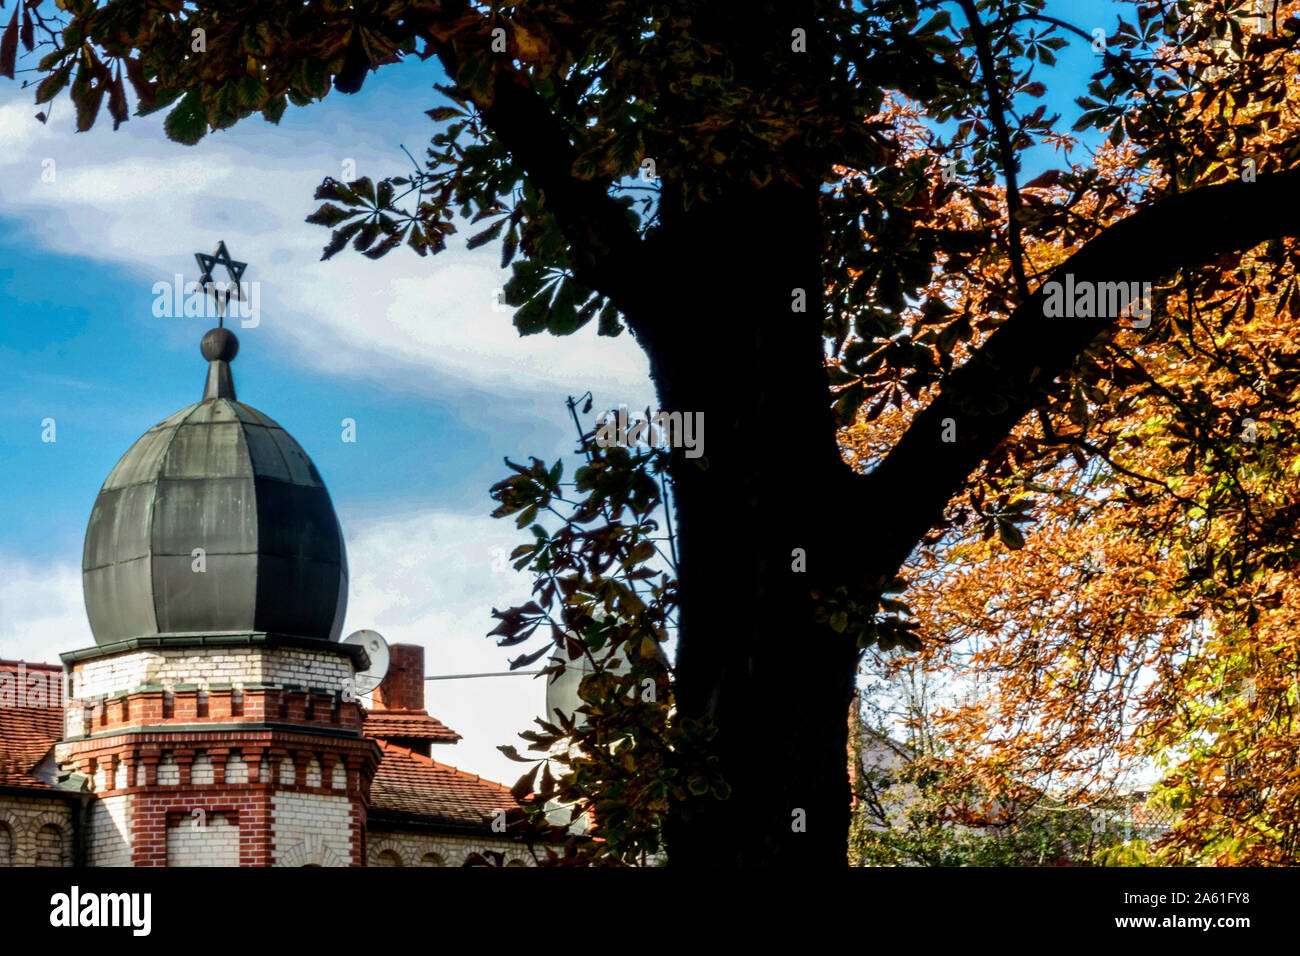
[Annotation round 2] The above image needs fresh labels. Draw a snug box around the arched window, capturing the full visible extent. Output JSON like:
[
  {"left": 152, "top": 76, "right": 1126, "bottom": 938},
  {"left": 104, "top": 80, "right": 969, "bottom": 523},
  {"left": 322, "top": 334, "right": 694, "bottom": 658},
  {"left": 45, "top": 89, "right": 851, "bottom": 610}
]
[
  {"left": 419, "top": 852, "right": 445, "bottom": 867},
  {"left": 373, "top": 850, "right": 402, "bottom": 866},
  {"left": 35, "top": 824, "right": 65, "bottom": 867}
]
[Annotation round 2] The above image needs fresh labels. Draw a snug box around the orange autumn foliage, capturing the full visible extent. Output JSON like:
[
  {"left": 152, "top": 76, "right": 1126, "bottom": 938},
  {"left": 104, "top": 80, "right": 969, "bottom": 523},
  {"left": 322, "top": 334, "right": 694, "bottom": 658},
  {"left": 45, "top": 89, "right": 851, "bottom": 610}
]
[{"left": 839, "top": 2, "right": 1300, "bottom": 864}]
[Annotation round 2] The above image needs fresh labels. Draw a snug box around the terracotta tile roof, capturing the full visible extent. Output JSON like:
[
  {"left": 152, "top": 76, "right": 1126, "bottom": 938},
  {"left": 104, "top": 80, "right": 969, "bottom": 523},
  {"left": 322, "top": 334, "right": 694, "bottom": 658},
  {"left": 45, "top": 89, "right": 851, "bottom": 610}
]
[
  {"left": 362, "top": 709, "right": 461, "bottom": 744},
  {"left": 369, "top": 741, "right": 522, "bottom": 832},
  {"left": 0, "top": 660, "right": 63, "bottom": 789}
]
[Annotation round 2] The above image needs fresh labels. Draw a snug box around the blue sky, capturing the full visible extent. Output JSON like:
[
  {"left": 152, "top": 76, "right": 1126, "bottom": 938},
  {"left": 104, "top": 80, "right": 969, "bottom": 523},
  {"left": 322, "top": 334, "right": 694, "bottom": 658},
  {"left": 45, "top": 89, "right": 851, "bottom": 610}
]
[
  {"left": 0, "top": 1, "right": 1119, "bottom": 782},
  {"left": 0, "top": 56, "right": 656, "bottom": 782}
]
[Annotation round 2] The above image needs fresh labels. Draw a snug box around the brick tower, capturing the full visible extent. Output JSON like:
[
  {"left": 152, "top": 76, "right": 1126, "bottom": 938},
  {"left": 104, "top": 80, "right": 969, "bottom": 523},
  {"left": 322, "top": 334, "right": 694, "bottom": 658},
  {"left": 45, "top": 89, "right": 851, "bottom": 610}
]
[{"left": 55, "top": 284, "right": 380, "bottom": 866}]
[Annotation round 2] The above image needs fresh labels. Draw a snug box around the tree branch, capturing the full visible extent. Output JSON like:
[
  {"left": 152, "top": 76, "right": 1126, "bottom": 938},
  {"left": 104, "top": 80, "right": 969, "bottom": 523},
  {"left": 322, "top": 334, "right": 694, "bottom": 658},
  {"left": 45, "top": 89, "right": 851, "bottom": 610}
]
[
  {"left": 848, "top": 167, "right": 1300, "bottom": 588},
  {"left": 417, "top": 9, "right": 646, "bottom": 308},
  {"left": 959, "top": 0, "right": 1029, "bottom": 301}
]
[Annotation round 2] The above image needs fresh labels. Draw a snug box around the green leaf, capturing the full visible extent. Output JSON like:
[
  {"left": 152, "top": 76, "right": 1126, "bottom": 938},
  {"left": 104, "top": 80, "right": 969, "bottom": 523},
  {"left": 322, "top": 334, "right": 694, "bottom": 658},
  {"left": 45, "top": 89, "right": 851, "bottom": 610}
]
[
  {"left": 0, "top": 6, "right": 18, "bottom": 81},
  {"left": 597, "top": 300, "right": 623, "bottom": 336},
  {"left": 917, "top": 10, "right": 951, "bottom": 35},
  {"left": 138, "top": 85, "right": 184, "bottom": 117},
  {"left": 426, "top": 105, "right": 465, "bottom": 121},
  {"left": 512, "top": 294, "right": 550, "bottom": 335},
  {"left": 510, "top": 762, "right": 540, "bottom": 801},
  {"left": 467, "top": 218, "right": 504, "bottom": 250},
  {"left": 164, "top": 89, "right": 207, "bottom": 145},
  {"left": 34, "top": 61, "right": 73, "bottom": 104},
  {"left": 320, "top": 220, "right": 363, "bottom": 261},
  {"left": 998, "top": 520, "right": 1026, "bottom": 550},
  {"left": 546, "top": 278, "right": 591, "bottom": 335},
  {"left": 305, "top": 203, "right": 355, "bottom": 228},
  {"left": 296, "top": 57, "right": 329, "bottom": 98},
  {"left": 74, "top": 76, "right": 105, "bottom": 133},
  {"left": 349, "top": 176, "right": 376, "bottom": 205},
  {"left": 236, "top": 75, "right": 268, "bottom": 109}
]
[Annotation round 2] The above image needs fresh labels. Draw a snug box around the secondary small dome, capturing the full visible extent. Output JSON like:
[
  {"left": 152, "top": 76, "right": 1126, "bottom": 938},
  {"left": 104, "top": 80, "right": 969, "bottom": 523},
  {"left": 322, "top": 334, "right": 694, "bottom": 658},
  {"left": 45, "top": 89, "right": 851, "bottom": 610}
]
[{"left": 82, "top": 326, "right": 348, "bottom": 645}]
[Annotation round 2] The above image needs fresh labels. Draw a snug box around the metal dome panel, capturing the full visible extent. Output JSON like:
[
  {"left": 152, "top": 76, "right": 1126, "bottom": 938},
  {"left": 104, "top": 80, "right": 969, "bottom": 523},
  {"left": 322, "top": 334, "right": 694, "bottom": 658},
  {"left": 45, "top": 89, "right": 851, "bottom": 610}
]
[
  {"left": 82, "top": 389, "right": 348, "bottom": 646},
  {"left": 230, "top": 403, "right": 279, "bottom": 428},
  {"left": 183, "top": 400, "right": 240, "bottom": 425},
  {"left": 160, "top": 420, "right": 253, "bottom": 479},
  {"left": 241, "top": 424, "right": 294, "bottom": 482},
  {"left": 152, "top": 476, "right": 259, "bottom": 555},
  {"left": 83, "top": 555, "right": 158, "bottom": 641},
  {"left": 268, "top": 428, "right": 323, "bottom": 486},
  {"left": 152, "top": 552, "right": 260, "bottom": 633},
  {"left": 83, "top": 483, "right": 155, "bottom": 570},
  {"left": 100, "top": 425, "right": 179, "bottom": 492}
]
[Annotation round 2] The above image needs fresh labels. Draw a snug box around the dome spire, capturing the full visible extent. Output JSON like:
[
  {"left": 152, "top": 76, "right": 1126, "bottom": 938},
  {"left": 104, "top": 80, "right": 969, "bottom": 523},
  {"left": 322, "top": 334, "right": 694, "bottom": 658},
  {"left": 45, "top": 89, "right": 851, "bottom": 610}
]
[
  {"left": 193, "top": 240, "right": 249, "bottom": 401},
  {"left": 201, "top": 326, "right": 239, "bottom": 400}
]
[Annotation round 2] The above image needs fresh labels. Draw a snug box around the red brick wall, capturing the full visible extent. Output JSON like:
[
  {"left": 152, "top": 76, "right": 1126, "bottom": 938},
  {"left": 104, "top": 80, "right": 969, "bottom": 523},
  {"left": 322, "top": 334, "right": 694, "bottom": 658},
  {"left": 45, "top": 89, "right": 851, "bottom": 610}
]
[{"left": 373, "top": 644, "right": 425, "bottom": 711}]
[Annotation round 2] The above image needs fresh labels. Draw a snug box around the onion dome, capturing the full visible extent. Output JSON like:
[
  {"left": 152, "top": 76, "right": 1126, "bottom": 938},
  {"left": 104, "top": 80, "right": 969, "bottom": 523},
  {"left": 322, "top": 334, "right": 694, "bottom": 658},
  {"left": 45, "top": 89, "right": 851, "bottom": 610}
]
[{"left": 82, "top": 326, "right": 347, "bottom": 645}]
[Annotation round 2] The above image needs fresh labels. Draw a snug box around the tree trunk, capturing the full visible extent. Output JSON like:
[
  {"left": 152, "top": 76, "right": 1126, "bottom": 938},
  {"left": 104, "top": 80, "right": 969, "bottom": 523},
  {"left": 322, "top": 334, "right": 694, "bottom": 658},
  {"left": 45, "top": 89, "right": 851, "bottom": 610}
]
[{"left": 640, "top": 184, "right": 862, "bottom": 866}]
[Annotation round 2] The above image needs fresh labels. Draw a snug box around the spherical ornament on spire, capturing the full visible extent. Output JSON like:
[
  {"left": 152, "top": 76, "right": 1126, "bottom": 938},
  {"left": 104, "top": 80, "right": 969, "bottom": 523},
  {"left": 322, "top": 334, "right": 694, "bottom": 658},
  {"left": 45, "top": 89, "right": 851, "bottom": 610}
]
[{"left": 201, "top": 326, "right": 239, "bottom": 363}]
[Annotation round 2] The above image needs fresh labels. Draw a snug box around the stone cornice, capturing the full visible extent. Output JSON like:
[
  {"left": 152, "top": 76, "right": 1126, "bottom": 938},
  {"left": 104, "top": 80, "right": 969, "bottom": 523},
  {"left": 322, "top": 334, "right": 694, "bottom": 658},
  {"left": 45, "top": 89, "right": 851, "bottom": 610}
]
[{"left": 60, "top": 632, "right": 371, "bottom": 670}]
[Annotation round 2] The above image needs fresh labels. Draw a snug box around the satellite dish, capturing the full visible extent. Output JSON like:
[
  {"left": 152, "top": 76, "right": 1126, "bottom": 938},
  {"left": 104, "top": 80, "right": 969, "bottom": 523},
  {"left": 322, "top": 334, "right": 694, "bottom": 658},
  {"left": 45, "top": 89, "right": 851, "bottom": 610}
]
[
  {"left": 343, "top": 629, "right": 390, "bottom": 695},
  {"left": 544, "top": 642, "right": 647, "bottom": 726},
  {"left": 544, "top": 648, "right": 596, "bottom": 726}
]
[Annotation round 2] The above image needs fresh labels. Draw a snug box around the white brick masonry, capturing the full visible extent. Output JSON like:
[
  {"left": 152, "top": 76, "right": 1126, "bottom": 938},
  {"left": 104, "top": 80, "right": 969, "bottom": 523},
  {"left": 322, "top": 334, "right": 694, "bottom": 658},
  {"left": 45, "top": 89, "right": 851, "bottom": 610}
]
[
  {"left": 225, "top": 753, "right": 248, "bottom": 784},
  {"left": 0, "top": 795, "right": 75, "bottom": 866},
  {"left": 272, "top": 791, "right": 352, "bottom": 867},
  {"left": 87, "top": 795, "right": 133, "bottom": 867},
  {"left": 191, "top": 752, "right": 214, "bottom": 785},
  {"left": 157, "top": 752, "right": 179, "bottom": 786},
  {"left": 366, "top": 829, "right": 534, "bottom": 867},
  {"left": 167, "top": 812, "right": 238, "bottom": 866},
  {"left": 72, "top": 645, "right": 354, "bottom": 700}
]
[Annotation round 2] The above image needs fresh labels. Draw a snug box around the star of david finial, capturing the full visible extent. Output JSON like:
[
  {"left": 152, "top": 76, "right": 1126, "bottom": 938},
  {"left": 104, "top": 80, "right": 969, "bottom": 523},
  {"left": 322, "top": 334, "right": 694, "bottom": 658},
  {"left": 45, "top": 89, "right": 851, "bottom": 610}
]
[{"left": 193, "top": 240, "right": 248, "bottom": 328}]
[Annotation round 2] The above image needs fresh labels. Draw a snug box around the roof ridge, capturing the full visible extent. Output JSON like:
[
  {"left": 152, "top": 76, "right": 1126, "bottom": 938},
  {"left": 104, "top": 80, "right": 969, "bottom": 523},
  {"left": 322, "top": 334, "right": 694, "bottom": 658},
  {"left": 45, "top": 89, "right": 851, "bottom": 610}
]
[
  {"left": 378, "top": 740, "right": 425, "bottom": 761},
  {"left": 374, "top": 739, "right": 517, "bottom": 787},
  {"left": 362, "top": 709, "right": 462, "bottom": 742},
  {"left": 429, "top": 758, "right": 516, "bottom": 792},
  {"left": 0, "top": 659, "right": 60, "bottom": 671}
]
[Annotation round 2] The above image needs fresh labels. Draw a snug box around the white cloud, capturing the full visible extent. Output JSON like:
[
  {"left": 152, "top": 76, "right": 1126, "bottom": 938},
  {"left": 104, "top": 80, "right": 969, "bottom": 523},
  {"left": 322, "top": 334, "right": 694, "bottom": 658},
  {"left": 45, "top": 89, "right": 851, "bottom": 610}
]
[
  {"left": 0, "top": 97, "right": 656, "bottom": 408},
  {"left": 341, "top": 507, "right": 552, "bottom": 784},
  {"left": 56, "top": 157, "right": 220, "bottom": 204},
  {"left": 0, "top": 555, "right": 92, "bottom": 666}
]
